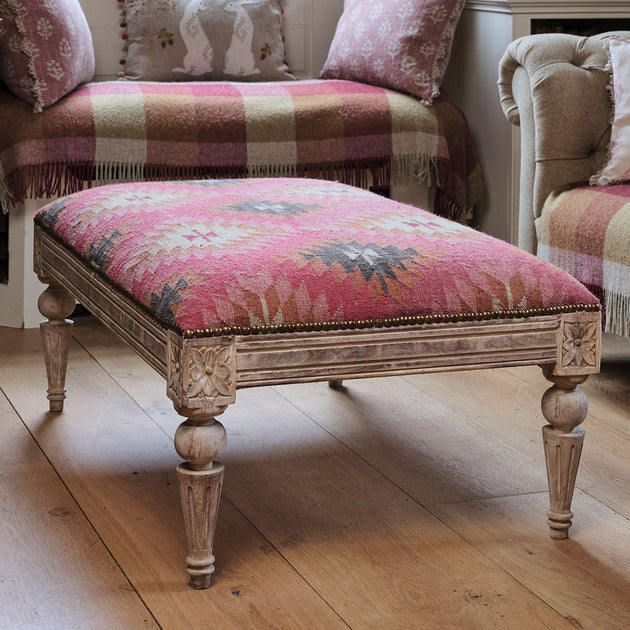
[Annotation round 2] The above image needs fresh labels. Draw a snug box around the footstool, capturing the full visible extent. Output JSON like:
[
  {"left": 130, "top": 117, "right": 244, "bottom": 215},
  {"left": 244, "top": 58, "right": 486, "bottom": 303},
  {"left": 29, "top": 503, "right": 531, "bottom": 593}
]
[{"left": 33, "top": 178, "right": 601, "bottom": 589}]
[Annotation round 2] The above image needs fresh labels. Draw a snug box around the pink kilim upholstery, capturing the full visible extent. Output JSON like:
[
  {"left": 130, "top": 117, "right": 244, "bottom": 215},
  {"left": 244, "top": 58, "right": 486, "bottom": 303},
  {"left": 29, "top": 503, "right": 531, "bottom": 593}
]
[{"left": 34, "top": 178, "right": 599, "bottom": 337}]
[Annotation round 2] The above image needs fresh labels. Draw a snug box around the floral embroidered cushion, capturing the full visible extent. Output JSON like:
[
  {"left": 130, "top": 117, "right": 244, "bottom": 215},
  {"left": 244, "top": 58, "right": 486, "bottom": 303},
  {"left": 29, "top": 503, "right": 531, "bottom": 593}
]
[
  {"left": 591, "top": 38, "right": 630, "bottom": 186},
  {"left": 320, "top": 0, "right": 465, "bottom": 105},
  {"left": 0, "top": 0, "right": 95, "bottom": 112},
  {"left": 119, "top": 0, "right": 294, "bottom": 82},
  {"left": 35, "top": 179, "right": 598, "bottom": 337}
]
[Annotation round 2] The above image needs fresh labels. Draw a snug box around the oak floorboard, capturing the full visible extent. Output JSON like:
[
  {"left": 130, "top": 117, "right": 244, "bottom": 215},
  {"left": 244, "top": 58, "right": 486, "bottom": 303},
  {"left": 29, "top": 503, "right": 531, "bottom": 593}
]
[
  {"left": 396, "top": 363, "right": 630, "bottom": 520},
  {"left": 69, "top": 318, "right": 576, "bottom": 629},
  {"left": 216, "top": 395, "right": 574, "bottom": 629},
  {"left": 432, "top": 491, "right": 630, "bottom": 630},
  {"left": 0, "top": 325, "right": 348, "bottom": 630},
  {"left": 277, "top": 373, "right": 549, "bottom": 504},
  {"left": 502, "top": 350, "right": 630, "bottom": 521},
  {"left": 0, "top": 391, "right": 157, "bottom": 630}
]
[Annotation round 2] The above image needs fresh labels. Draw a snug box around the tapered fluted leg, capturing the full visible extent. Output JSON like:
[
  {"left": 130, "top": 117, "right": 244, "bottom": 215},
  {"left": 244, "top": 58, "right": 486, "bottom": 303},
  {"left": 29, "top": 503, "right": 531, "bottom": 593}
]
[
  {"left": 541, "top": 368, "right": 589, "bottom": 539},
  {"left": 174, "top": 416, "right": 227, "bottom": 589},
  {"left": 38, "top": 283, "right": 75, "bottom": 412}
]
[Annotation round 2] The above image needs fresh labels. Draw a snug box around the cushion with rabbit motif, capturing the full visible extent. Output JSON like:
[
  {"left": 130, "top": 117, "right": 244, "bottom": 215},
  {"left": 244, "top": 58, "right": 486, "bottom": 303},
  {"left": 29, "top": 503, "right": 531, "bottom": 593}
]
[
  {"left": 120, "top": 0, "right": 295, "bottom": 82},
  {"left": 34, "top": 178, "right": 599, "bottom": 337}
]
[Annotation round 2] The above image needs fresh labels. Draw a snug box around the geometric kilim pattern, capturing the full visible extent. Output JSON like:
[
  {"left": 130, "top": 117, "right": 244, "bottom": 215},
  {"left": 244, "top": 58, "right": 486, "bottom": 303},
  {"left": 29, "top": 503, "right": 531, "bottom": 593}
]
[
  {"left": 302, "top": 240, "right": 418, "bottom": 294},
  {"left": 150, "top": 278, "right": 189, "bottom": 324},
  {"left": 88, "top": 230, "right": 121, "bottom": 270},
  {"left": 226, "top": 200, "right": 317, "bottom": 216},
  {"left": 34, "top": 178, "right": 599, "bottom": 337}
]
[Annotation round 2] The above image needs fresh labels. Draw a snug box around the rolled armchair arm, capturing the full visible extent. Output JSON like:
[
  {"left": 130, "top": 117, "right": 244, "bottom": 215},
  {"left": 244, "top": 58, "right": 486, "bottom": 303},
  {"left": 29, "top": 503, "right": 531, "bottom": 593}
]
[{"left": 497, "top": 32, "right": 622, "bottom": 253}]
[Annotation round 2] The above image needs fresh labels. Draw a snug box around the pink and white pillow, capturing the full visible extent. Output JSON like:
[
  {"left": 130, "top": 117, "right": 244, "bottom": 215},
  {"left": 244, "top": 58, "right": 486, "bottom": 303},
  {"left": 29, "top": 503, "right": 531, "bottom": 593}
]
[
  {"left": 319, "top": 0, "right": 465, "bottom": 105},
  {"left": 0, "top": 0, "right": 95, "bottom": 112},
  {"left": 591, "top": 37, "right": 630, "bottom": 186}
]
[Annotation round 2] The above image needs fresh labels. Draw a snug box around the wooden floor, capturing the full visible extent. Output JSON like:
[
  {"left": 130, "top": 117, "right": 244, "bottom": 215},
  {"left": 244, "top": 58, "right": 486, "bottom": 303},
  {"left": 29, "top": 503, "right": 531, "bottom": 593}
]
[{"left": 0, "top": 316, "right": 629, "bottom": 629}]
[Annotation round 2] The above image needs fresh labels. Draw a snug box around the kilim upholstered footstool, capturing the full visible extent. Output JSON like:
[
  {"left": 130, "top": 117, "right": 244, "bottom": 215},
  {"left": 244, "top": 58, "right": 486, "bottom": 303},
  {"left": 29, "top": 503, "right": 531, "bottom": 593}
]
[{"left": 33, "top": 178, "right": 601, "bottom": 589}]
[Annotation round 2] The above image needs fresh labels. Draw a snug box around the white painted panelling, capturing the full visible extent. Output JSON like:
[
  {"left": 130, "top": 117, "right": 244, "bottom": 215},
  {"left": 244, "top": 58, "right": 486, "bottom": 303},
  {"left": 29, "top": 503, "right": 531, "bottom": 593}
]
[
  {"left": 283, "top": 0, "right": 306, "bottom": 23},
  {"left": 284, "top": 24, "right": 307, "bottom": 75}
]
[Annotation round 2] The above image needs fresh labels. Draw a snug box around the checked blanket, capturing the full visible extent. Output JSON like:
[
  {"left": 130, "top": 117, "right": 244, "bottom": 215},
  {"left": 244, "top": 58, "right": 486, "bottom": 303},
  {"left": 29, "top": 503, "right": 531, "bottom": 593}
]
[
  {"left": 537, "top": 183, "right": 630, "bottom": 336},
  {"left": 0, "top": 79, "right": 482, "bottom": 221}
]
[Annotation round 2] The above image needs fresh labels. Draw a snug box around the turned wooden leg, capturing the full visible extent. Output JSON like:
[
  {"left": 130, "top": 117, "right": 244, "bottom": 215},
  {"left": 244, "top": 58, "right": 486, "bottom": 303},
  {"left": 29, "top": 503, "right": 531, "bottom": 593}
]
[
  {"left": 174, "top": 415, "right": 227, "bottom": 589},
  {"left": 38, "top": 283, "right": 75, "bottom": 412},
  {"left": 540, "top": 367, "right": 589, "bottom": 540}
]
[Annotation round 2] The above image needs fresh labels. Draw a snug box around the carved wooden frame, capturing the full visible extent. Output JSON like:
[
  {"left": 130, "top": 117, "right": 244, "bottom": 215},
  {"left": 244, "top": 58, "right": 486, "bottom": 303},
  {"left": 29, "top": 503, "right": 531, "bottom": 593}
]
[{"left": 33, "top": 224, "right": 601, "bottom": 588}]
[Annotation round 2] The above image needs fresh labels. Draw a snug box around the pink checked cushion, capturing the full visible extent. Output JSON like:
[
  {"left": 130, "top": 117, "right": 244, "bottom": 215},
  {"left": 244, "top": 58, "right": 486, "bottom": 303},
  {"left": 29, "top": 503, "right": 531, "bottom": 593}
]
[
  {"left": 35, "top": 179, "right": 598, "bottom": 337},
  {"left": 320, "top": 0, "right": 465, "bottom": 105},
  {"left": 0, "top": 0, "right": 95, "bottom": 112}
]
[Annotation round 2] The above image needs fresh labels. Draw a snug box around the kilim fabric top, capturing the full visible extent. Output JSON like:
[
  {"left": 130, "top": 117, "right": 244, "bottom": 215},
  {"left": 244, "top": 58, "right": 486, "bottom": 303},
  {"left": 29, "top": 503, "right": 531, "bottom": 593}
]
[
  {"left": 0, "top": 80, "right": 482, "bottom": 221},
  {"left": 537, "top": 183, "right": 630, "bottom": 337},
  {"left": 35, "top": 179, "right": 598, "bottom": 337}
]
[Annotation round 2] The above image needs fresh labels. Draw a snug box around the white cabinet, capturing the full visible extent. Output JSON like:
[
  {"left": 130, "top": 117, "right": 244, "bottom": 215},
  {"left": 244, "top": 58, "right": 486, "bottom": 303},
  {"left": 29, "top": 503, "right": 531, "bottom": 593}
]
[{"left": 444, "top": 0, "right": 630, "bottom": 244}]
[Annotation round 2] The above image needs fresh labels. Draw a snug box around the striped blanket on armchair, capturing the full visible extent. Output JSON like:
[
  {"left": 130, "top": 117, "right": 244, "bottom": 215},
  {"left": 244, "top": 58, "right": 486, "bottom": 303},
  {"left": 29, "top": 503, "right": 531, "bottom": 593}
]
[{"left": 537, "top": 184, "right": 630, "bottom": 336}]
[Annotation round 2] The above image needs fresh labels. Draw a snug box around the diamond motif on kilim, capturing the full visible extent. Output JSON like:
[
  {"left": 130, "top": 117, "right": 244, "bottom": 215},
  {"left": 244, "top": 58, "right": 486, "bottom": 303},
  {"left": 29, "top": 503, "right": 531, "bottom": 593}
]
[
  {"left": 150, "top": 278, "right": 188, "bottom": 323},
  {"left": 88, "top": 230, "right": 121, "bottom": 270},
  {"left": 165, "top": 223, "right": 255, "bottom": 249},
  {"left": 302, "top": 240, "right": 418, "bottom": 293},
  {"left": 226, "top": 200, "right": 319, "bottom": 216},
  {"left": 39, "top": 198, "right": 68, "bottom": 229}
]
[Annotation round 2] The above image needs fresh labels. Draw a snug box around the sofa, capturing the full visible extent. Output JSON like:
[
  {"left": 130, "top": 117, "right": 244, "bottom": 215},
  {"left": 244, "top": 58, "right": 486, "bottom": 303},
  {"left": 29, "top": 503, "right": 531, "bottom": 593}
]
[
  {"left": 499, "top": 32, "right": 630, "bottom": 338},
  {"left": 0, "top": 0, "right": 481, "bottom": 328}
]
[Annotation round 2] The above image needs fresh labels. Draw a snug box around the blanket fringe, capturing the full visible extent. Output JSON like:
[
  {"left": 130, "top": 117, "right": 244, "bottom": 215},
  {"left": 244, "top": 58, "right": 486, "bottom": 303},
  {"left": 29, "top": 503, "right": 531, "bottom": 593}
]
[
  {"left": 604, "top": 288, "right": 630, "bottom": 337},
  {"left": 393, "top": 153, "right": 439, "bottom": 187},
  {"left": 1, "top": 155, "right": 459, "bottom": 215}
]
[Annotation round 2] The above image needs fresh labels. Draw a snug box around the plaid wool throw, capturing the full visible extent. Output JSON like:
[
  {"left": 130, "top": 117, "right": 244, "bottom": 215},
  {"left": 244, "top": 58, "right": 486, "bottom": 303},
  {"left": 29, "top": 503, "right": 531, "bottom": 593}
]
[
  {"left": 537, "top": 183, "right": 630, "bottom": 336},
  {"left": 0, "top": 80, "right": 481, "bottom": 220}
]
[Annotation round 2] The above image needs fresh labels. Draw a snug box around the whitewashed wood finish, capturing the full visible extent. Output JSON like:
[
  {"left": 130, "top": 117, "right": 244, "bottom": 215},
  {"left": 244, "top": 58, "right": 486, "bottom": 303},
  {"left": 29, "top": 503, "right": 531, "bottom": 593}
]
[
  {"left": 36, "top": 282, "right": 75, "bottom": 412},
  {"left": 174, "top": 418, "right": 226, "bottom": 589},
  {"left": 34, "top": 224, "right": 601, "bottom": 588}
]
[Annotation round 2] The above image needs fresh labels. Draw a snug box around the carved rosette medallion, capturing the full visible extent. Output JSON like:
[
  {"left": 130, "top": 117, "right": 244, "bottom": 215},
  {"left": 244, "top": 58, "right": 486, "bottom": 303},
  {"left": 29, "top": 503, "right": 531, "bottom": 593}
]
[
  {"left": 554, "top": 312, "right": 601, "bottom": 376},
  {"left": 167, "top": 332, "right": 236, "bottom": 416}
]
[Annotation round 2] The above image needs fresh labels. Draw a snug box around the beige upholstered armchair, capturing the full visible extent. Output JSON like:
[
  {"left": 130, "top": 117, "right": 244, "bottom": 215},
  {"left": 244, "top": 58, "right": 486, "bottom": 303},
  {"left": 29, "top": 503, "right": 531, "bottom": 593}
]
[{"left": 499, "top": 32, "right": 630, "bottom": 337}]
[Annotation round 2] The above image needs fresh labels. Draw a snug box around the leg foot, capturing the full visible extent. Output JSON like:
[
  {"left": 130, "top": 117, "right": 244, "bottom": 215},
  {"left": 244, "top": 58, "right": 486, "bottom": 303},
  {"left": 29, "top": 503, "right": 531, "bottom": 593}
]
[
  {"left": 541, "top": 369, "right": 589, "bottom": 539},
  {"left": 328, "top": 379, "right": 344, "bottom": 389},
  {"left": 174, "top": 416, "right": 227, "bottom": 589},
  {"left": 542, "top": 425, "right": 584, "bottom": 539},
  {"left": 38, "top": 284, "right": 75, "bottom": 412},
  {"left": 176, "top": 462, "right": 225, "bottom": 588}
]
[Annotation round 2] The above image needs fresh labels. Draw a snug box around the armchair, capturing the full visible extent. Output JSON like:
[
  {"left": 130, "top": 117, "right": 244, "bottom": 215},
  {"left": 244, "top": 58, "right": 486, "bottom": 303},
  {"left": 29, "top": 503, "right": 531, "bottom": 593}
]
[{"left": 499, "top": 32, "right": 630, "bottom": 337}]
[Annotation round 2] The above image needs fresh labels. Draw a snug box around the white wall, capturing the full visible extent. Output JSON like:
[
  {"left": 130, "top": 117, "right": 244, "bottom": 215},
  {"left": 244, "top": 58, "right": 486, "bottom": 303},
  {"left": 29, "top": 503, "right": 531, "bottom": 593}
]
[{"left": 443, "top": 8, "right": 517, "bottom": 244}]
